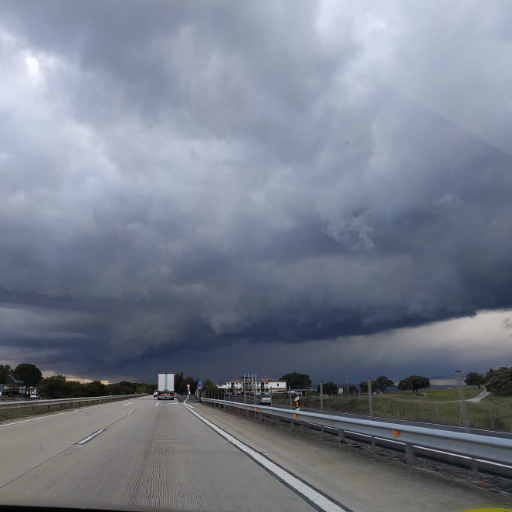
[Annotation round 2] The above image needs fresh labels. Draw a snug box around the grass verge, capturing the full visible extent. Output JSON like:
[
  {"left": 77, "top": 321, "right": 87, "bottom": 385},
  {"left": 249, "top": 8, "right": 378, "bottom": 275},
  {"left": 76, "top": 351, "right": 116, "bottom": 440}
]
[{"left": 273, "top": 389, "right": 512, "bottom": 432}]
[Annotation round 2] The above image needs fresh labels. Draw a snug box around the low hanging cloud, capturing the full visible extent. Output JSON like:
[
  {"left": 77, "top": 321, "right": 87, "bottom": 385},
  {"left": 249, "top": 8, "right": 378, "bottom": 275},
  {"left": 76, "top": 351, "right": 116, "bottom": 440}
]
[{"left": 0, "top": 1, "right": 511, "bottom": 379}]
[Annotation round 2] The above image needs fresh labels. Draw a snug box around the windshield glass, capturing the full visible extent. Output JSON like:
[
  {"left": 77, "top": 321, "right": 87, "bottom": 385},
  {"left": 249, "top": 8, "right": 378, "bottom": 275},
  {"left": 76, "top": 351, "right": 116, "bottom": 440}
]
[{"left": 1, "top": 1, "right": 512, "bottom": 512}]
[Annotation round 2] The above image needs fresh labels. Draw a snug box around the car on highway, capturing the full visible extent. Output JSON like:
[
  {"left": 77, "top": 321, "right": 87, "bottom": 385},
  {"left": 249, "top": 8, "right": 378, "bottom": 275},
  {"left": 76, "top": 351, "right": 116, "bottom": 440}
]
[
  {"left": 29, "top": 392, "right": 39, "bottom": 400},
  {"left": 153, "top": 390, "right": 158, "bottom": 398},
  {"left": 259, "top": 393, "right": 271, "bottom": 405}
]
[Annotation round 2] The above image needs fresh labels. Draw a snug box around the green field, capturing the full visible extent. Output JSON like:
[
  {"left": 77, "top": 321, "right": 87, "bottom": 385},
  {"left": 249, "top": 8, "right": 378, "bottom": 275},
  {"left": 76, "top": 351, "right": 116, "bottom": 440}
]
[
  {"left": 384, "top": 387, "right": 482, "bottom": 401},
  {"left": 273, "top": 387, "right": 512, "bottom": 432}
]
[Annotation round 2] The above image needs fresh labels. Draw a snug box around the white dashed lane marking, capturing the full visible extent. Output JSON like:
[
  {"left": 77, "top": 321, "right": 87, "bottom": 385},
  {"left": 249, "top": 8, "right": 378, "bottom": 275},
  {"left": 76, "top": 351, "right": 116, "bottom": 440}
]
[{"left": 76, "top": 429, "right": 105, "bottom": 445}]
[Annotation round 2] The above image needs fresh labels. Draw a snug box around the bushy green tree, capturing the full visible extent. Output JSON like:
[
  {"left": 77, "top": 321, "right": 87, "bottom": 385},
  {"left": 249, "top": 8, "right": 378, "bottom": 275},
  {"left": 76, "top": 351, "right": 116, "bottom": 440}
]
[
  {"left": 66, "top": 380, "right": 85, "bottom": 397},
  {"left": 485, "top": 367, "right": 512, "bottom": 395},
  {"left": 174, "top": 373, "right": 199, "bottom": 394},
  {"left": 201, "top": 379, "right": 218, "bottom": 395},
  {"left": 175, "top": 372, "right": 185, "bottom": 393},
  {"left": 398, "top": 375, "right": 430, "bottom": 393},
  {"left": 146, "top": 383, "right": 157, "bottom": 394},
  {"left": 280, "top": 372, "right": 312, "bottom": 390},
  {"left": 117, "top": 381, "right": 136, "bottom": 394},
  {"left": 359, "top": 380, "right": 377, "bottom": 393},
  {"left": 465, "top": 372, "right": 486, "bottom": 389},
  {"left": 13, "top": 363, "right": 43, "bottom": 388},
  {"left": 106, "top": 383, "right": 124, "bottom": 395},
  {"left": 82, "top": 380, "right": 107, "bottom": 397},
  {"left": 375, "top": 375, "right": 395, "bottom": 393},
  {"left": 0, "top": 364, "right": 13, "bottom": 384},
  {"left": 317, "top": 381, "right": 339, "bottom": 395},
  {"left": 38, "top": 375, "right": 69, "bottom": 399}
]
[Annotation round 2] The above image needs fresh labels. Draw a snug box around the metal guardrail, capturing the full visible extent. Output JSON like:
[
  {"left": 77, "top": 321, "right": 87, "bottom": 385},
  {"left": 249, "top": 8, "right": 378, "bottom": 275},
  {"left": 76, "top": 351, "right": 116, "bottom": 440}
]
[
  {"left": 201, "top": 397, "right": 512, "bottom": 473},
  {"left": 0, "top": 394, "right": 141, "bottom": 417}
]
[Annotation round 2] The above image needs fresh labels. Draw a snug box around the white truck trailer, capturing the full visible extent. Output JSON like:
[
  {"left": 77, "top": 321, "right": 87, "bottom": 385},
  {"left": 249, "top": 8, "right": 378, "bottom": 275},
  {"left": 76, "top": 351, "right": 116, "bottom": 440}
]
[{"left": 157, "top": 372, "right": 175, "bottom": 400}]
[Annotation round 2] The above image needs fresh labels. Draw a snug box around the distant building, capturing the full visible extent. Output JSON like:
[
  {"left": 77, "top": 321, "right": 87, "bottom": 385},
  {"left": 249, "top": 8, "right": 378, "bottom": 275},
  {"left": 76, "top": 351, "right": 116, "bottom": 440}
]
[
  {"left": 219, "top": 377, "right": 287, "bottom": 393},
  {"left": 0, "top": 374, "right": 22, "bottom": 396}
]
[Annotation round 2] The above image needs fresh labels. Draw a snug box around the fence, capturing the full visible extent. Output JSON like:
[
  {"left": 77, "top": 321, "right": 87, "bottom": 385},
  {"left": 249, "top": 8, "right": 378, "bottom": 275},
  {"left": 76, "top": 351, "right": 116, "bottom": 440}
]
[{"left": 201, "top": 397, "right": 512, "bottom": 477}]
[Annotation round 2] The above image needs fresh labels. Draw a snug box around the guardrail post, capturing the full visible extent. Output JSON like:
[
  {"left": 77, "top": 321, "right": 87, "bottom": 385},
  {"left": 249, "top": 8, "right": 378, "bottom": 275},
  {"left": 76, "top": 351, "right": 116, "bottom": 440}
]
[
  {"left": 405, "top": 443, "right": 415, "bottom": 464},
  {"left": 276, "top": 415, "right": 280, "bottom": 427},
  {"left": 338, "top": 429, "right": 345, "bottom": 443},
  {"left": 60, "top": 403, "right": 63, "bottom": 410},
  {"left": 300, "top": 422, "right": 305, "bottom": 434},
  {"left": 31, "top": 406, "right": 35, "bottom": 415},
  {"left": 8, "top": 408, "right": 13, "bottom": 419},
  {"left": 47, "top": 405, "right": 50, "bottom": 413}
]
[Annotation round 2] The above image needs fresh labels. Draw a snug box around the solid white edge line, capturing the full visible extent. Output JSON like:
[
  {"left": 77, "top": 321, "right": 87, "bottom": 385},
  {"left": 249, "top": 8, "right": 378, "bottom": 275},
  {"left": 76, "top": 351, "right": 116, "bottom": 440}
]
[
  {"left": 76, "top": 429, "right": 105, "bottom": 445},
  {"left": 0, "top": 409, "right": 79, "bottom": 429},
  {"left": 128, "top": 411, "right": 134, "bottom": 415},
  {"left": 182, "top": 404, "right": 347, "bottom": 512},
  {"left": 0, "top": 398, "right": 140, "bottom": 430},
  {"left": 122, "top": 402, "right": 135, "bottom": 406}
]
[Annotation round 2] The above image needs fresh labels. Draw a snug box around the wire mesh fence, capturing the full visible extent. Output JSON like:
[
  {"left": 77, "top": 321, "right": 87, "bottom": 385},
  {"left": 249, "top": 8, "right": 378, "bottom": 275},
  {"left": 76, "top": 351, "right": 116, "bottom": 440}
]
[{"left": 296, "top": 394, "right": 512, "bottom": 432}]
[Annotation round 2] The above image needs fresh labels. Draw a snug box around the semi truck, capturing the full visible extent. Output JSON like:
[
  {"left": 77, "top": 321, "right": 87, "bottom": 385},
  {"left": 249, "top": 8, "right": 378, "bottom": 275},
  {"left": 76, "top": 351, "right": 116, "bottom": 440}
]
[{"left": 157, "top": 372, "right": 175, "bottom": 400}]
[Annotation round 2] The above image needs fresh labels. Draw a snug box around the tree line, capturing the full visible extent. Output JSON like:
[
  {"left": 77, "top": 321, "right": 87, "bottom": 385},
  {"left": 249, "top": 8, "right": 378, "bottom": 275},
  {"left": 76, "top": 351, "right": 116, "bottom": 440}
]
[
  {"left": 280, "top": 369, "right": 512, "bottom": 396},
  {"left": 278, "top": 371, "right": 432, "bottom": 395},
  {"left": 0, "top": 362, "right": 157, "bottom": 399},
  {"left": 466, "top": 368, "right": 512, "bottom": 395}
]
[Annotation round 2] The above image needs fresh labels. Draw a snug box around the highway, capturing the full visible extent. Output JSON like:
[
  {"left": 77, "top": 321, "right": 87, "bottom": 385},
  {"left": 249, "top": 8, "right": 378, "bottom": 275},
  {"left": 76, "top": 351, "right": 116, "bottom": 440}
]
[{"left": 0, "top": 395, "right": 510, "bottom": 512}]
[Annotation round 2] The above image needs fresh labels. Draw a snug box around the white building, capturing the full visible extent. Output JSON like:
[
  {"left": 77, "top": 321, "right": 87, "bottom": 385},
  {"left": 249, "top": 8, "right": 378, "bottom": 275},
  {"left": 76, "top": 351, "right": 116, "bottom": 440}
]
[{"left": 220, "top": 377, "right": 287, "bottom": 393}]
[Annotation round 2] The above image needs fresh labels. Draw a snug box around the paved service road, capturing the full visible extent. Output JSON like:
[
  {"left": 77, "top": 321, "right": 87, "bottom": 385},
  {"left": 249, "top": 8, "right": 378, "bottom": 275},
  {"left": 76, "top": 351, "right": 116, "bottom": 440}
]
[{"left": 0, "top": 396, "right": 511, "bottom": 512}]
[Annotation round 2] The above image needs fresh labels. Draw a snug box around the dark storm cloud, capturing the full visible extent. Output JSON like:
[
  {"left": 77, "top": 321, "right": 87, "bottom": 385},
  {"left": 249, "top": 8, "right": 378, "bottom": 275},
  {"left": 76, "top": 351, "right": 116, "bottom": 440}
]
[{"left": 0, "top": 0, "right": 512, "bottom": 380}]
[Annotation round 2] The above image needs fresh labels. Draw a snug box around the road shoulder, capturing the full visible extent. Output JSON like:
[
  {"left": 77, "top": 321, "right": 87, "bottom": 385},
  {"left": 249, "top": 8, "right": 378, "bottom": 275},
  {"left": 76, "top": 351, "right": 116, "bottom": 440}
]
[{"left": 191, "top": 402, "right": 512, "bottom": 512}]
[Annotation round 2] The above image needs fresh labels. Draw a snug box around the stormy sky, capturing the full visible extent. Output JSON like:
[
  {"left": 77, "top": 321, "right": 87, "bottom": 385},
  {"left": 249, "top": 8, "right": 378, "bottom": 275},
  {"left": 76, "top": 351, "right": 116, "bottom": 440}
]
[{"left": 1, "top": 1, "right": 511, "bottom": 385}]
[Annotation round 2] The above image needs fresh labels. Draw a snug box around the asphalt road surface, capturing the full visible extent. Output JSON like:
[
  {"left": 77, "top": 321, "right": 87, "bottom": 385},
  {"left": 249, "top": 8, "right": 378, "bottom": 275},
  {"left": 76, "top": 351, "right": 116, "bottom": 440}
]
[{"left": 0, "top": 395, "right": 510, "bottom": 512}]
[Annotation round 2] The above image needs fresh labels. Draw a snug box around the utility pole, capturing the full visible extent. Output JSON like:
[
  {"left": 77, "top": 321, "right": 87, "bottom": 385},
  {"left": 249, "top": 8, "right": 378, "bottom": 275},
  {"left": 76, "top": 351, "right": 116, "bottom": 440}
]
[{"left": 320, "top": 381, "right": 323, "bottom": 412}]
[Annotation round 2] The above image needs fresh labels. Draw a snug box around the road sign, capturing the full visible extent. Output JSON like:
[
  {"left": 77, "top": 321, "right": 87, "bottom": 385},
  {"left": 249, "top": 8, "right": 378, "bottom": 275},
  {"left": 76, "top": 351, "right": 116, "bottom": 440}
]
[{"left": 198, "top": 381, "right": 202, "bottom": 388}]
